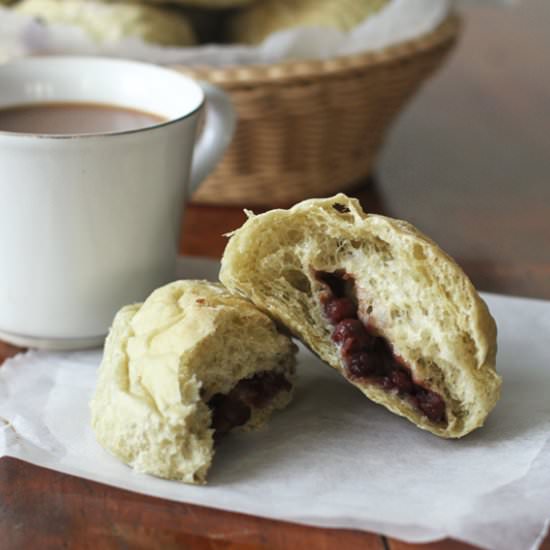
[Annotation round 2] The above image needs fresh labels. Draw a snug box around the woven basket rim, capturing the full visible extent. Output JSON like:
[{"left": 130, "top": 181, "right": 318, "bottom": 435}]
[{"left": 176, "top": 13, "right": 461, "bottom": 86}]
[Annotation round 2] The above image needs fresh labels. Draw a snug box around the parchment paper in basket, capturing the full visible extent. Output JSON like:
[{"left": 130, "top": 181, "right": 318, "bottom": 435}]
[{"left": 0, "top": 0, "right": 495, "bottom": 67}]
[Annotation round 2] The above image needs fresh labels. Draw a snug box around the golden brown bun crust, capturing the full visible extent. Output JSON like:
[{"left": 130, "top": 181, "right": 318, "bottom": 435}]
[
  {"left": 220, "top": 194, "right": 501, "bottom": 438},
  {"left": 90, "top": 280, "right": 296, "bottom": 484}
]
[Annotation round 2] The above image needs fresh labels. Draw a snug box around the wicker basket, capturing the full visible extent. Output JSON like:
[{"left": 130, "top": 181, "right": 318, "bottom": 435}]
[{"left": 178, "top": 14, "right": 461, "bottom": 207}]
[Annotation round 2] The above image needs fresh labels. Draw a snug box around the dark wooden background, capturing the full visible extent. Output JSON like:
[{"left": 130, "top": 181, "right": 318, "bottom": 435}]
[{"left": 1, "top": 0, "right": 549, "bottom": 548}]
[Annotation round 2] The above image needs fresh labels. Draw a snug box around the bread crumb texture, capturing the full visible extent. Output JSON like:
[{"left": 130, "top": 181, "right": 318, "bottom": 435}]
[
  {"left": 220, "top": 194, "right": 501, "bottom": 438},
  {"left": 90, "top": 280, "right": 296, "bottom": 484}
]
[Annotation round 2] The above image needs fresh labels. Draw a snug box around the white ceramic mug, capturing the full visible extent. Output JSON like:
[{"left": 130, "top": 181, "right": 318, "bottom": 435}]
[{"left": 0, "top": 56, "right": 235, "bottom": 350}]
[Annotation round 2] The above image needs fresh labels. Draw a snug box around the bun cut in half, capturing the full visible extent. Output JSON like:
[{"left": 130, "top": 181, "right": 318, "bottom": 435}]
[
  {"left": 90, "top": 280, "right": 296, "bottom": 484},
  {"left": 220, "top": 194, "right": 501, "bottom": 438}
]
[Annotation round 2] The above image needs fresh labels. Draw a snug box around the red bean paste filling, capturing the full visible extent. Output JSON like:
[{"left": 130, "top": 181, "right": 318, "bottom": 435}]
[
  {"left": 208, "top": 371, "right": 292, "bottom": 437},
  {"left": 316, "top": 270, "right": 447, "bottom": 424}
]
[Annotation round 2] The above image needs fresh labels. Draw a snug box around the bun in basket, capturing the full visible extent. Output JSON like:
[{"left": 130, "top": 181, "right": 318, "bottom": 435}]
[
  {"left": 228, "top": 0, "right": 389, "bottom": 45},
  {"left": 90, "top": 280, "right": 296, "bottom": 484},
  {"left": 220, "top": 194, "right": 501, "bottom": 438},
  {"left": 169, "top": 0, "right": 256, "bottom": 7},
  {"left": 15, "top": 0, "right": 196, "bottom": 46}
]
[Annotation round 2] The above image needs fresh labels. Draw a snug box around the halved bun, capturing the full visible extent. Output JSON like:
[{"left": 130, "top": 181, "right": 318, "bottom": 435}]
[
  {"left": 90, "top": 280, "right": 296, "bottom": 484},
  {"left": 220, "top": 194, "right": 501, "bottom": 438}
]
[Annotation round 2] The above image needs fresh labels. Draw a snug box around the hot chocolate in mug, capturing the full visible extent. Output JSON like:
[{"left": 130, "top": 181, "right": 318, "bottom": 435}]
[{"left": 0, "top": 56, "right": 235, "bottom": 350}]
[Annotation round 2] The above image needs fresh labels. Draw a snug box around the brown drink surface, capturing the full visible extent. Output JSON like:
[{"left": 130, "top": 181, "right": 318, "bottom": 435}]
[{"left": 0, "top": 102, "right": 166, "bottom": 135}]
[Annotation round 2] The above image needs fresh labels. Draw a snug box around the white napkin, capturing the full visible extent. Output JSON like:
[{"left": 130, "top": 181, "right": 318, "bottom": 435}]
[{"left": 1, "top": 257, "right": 549, "bottom": 550}]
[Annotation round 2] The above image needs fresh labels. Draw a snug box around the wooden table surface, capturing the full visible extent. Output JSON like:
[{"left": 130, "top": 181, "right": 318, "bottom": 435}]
[{"left": 2, "top": 1, "right": 550, "bottom": 548}]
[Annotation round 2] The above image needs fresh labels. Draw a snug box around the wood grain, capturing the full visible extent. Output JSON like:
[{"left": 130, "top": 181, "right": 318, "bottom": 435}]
[
  {"left": 0, "top": 457, "right": 383, "bottom": 550},
  {"left": 2, "top": 1, "right": 550, "bottom": 549}
]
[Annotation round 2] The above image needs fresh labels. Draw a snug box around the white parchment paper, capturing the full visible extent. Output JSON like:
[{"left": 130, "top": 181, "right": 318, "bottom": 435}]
[{"left": 0, "top": 257, "right": 549, "bottom": 550}]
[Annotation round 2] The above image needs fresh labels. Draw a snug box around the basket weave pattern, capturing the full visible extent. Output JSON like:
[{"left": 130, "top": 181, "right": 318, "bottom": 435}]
[{"left": 179, "top": 15, "right": 461, "bottom": 206}]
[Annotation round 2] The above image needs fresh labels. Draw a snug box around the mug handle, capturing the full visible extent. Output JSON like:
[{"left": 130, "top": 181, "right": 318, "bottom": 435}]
[{"left": 189, "top": 80, "right": 236, "bottom": 194}]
